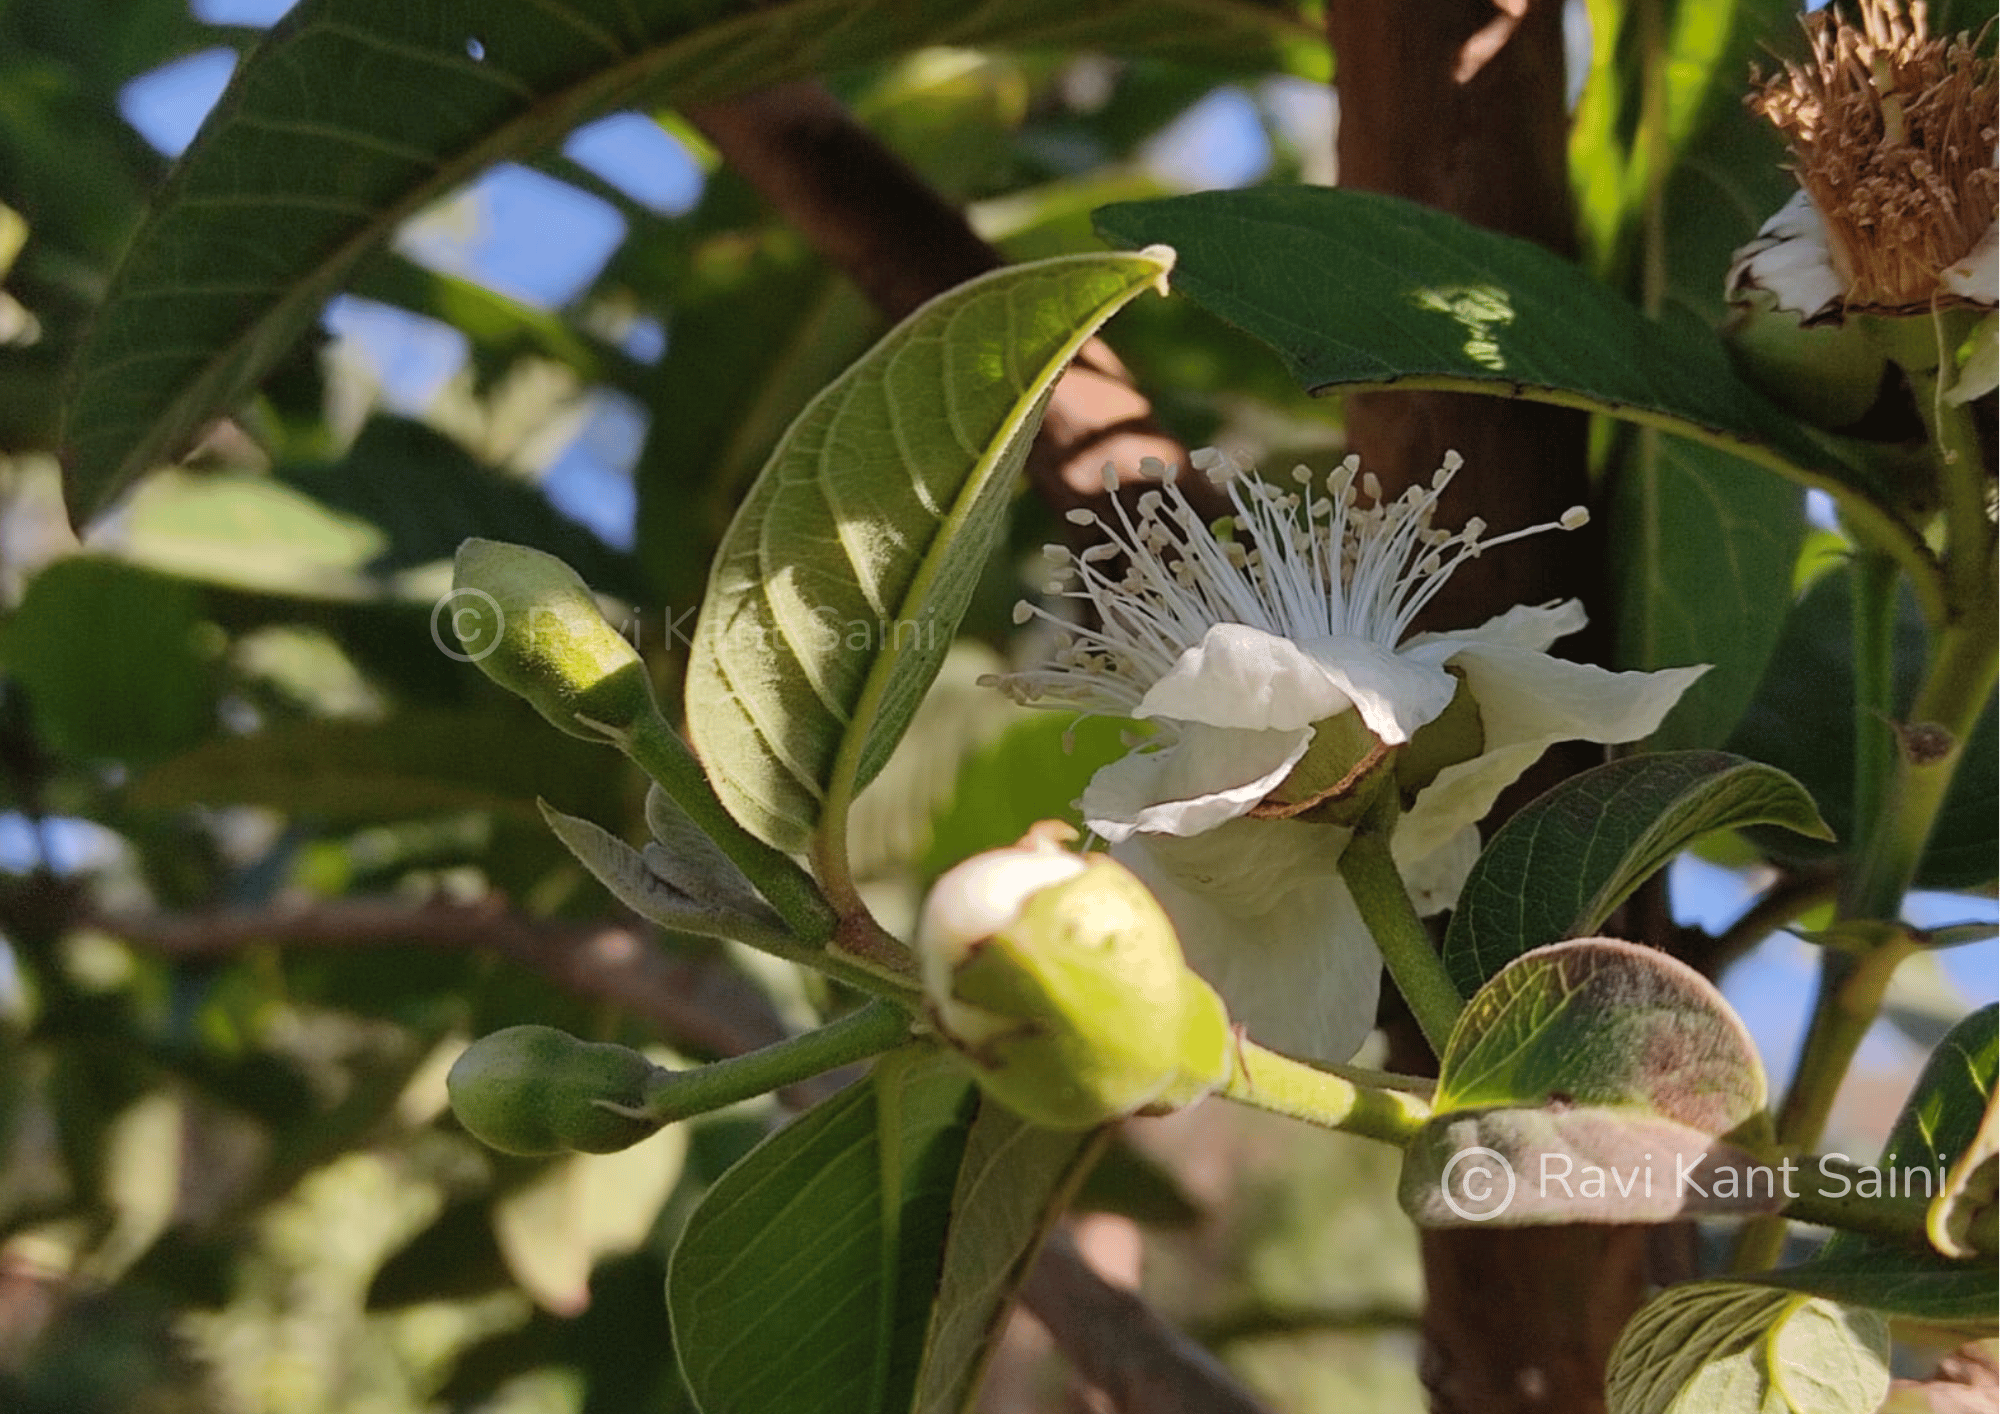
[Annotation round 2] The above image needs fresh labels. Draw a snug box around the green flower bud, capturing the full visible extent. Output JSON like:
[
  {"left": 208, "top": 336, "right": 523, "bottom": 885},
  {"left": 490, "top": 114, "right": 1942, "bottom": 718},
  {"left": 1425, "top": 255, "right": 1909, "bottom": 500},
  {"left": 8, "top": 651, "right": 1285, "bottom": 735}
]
[
  {"left": 447, "top": 1025, "right": 667, "bottom": 1156},
  {"left": 917, "top": 827, "right": 1234, "bottom": 1129},
  {"left": 1723, "top": 297, "right": 1889, "bottom": 431},
  {"left": 450, "top": 539, "right": 658, "bottom": 741}
]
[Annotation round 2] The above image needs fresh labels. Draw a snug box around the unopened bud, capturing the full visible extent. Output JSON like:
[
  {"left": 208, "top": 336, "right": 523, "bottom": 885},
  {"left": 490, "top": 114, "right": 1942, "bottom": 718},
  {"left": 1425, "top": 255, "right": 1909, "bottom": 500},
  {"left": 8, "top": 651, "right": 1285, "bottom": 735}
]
[
  {"left": 447, "top": 1025, "right": 666, "bottom": 1156},
  {"left": 917, "top": 827, "right": 1232, "bottom": 1129},
  {"left": 452, "top": 539, "right": 658, "bottom": 741}
]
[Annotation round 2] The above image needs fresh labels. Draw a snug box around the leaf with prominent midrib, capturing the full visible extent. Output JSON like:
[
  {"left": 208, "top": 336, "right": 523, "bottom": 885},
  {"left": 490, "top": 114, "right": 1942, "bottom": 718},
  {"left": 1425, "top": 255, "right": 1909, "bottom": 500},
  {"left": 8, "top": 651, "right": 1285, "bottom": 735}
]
[
  {"left": 910, "top": 1113, "right": 1101, "bottom": 1414},
  {"left": 1607, "top": 1282, "right": 1889, "bottom": 1414},
  {"left": 686, "top": 249, "right": 1174, "bottom": 858},
  {"left": 1091, "top": 188, "right": 1904, "bottom": 521},
  {"left": 59, "top": 0, "right": 1307, "bottom": 521},
  {"left": 669, "top": 1052, "right": 977, "bottom": 1414},
  {"left": 1443, "top": 751, "right": 1831, "bottom": 997}
]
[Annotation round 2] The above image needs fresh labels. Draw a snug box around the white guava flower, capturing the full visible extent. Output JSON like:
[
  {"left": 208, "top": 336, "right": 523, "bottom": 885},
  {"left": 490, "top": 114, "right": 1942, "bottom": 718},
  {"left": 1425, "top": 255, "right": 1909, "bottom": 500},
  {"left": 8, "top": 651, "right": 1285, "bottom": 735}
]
[{"left": 993, "top": 448, "right": 1705, "bottom": 1062}]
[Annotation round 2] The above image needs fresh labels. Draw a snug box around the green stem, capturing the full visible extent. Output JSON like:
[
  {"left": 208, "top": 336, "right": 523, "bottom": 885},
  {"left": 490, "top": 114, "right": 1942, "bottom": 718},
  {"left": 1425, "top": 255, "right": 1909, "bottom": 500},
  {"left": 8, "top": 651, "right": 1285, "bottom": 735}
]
[
  {"left": 1901, "top": 322, "right": 1996, "bottom": 612},
  {"left": 1736, "top": 604, "right": 1997, "bottom": 1272},
  {"left": 622, "top": 713, "right": 838, "bottom": 943},
  {"left": 1222, "top": 1037, "right": 1431, "bottom": 1145},
  {"left": 1338, "top": 801, "right": 1464, "bottom": 1057},
  {"left": 640, "top": 1000, "right": 914, "bottom": 1123},
  {"left": 1845, "top": 611, "right": 2000, "bottom": 922},
  {"left": 1849, "top": 551, "right": 1899, "bottom": 845},
  {"left": 1780, "top": 1154, "right": 1995, "bottom": 1258}
]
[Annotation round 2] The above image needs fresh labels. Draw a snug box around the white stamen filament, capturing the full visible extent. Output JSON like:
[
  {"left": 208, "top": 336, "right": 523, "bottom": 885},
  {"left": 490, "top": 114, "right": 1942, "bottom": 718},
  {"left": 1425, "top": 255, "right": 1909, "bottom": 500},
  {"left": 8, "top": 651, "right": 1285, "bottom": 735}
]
[{"left": 997, "top": 449, "right": 1587, "bottom": 714}]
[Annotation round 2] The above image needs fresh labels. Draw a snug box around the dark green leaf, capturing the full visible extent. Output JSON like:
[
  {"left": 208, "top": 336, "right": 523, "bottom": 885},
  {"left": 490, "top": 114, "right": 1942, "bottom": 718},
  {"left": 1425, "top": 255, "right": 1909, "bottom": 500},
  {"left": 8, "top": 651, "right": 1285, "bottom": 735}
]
[
  {"left": 668, "top": 1051, "right": 976, "bottom": 1414},
  {"left": 1610, "top": 435, "right": 1803, "bottom": 751},
  {"left": 60, "top": 0, "right": 1308, "bottom": 519},
  {"left": 1443, "top": 751, "right": 1831, "bottom": 995},
  {"left": 279, "top": 416, "right": 640, "bottom": 596},
  {"left": 0, "top": 558, "right": 214, "bottom": 764},
  {"left": 1091, "top": 188, "right": 1892, "bottom": 508}
]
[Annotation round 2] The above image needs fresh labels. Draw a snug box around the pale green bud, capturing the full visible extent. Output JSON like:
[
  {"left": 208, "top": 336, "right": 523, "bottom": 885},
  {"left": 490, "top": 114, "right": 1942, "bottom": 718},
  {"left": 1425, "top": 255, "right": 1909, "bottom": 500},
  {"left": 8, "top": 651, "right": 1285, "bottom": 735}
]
[
  {"left": 917, "top": 827, "right": 1233, "bottom": 1129},
  {"left": 451, "top": 538, "right": 658, "bottom": 741},
  {"left": 447, "top": 1025, "right": 666, "bottom": 1156}
]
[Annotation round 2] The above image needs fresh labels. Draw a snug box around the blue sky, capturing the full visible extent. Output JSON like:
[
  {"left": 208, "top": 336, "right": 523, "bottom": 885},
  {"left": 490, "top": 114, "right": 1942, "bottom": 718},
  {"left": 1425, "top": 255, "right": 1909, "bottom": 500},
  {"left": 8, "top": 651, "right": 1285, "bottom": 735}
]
[{"left": 66, "top": 2, "right": 2000, "bottom": 1102}]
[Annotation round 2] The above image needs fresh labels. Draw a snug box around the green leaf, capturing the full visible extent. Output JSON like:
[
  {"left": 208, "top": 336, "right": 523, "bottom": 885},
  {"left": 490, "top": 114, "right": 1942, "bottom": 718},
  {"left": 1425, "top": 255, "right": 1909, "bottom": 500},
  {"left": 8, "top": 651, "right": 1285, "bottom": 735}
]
[
  {"left": 278, "top": 416, "right": 640, "bottom": 596},
  {"left": 1091, "top": 188, "right": 1895, "bottom": 510},
  {"left": 539, "top": 801, "right": 786, "bottom": 945},
  {"left": 1727, "top": 567, "right": 1999, "bottom": 892},
  {"left": 492, "top": 1127, "right": 687, "bottom": 1316},
  {"left": 909, "top": 1115, "right": 1100, "bottom": 1414},
  {"left": 0, "top": 558, "right": 214, "bottom": 765},
  {"left": 1401, "top": 939, "right": 1771, "bottom": 1228},
  {"left": 1607, "top": 1282, "right": 1888, "bottom": 1414},
  {"left": 685, "top": 248, "right": 1174, "bottom": 860},
  {"left": 1610, "top": 435, "right": 1803, "bottom": 751},
  {"left": 1753, "top": 1006, "right": 1999, "bottom": 1325},
  {"left": 919, "top": 713, "right": 1131, "bottom": 880},
  {"left": 1443, "top": 751, "right": 1832, "bottom": 995},
  {"left": 668, "top": 1051, "right": 977, "bottom": 1414},
  {"left": 131, "top": 709, "right": 621, "bottom": 822},
  {"left": 59, "top": 0, "right": 1307, "bottom": 520},
  {"left": 1569, "top": 0, "right": 1798, "bottom": 323}
]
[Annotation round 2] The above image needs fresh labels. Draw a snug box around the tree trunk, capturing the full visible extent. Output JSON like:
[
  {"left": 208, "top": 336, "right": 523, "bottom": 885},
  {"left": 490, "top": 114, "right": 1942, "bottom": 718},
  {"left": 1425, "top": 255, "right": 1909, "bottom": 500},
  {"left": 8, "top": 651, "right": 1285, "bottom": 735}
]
[{"left": 1327, "top": 4, "right": 1649, "bottom": 1410}]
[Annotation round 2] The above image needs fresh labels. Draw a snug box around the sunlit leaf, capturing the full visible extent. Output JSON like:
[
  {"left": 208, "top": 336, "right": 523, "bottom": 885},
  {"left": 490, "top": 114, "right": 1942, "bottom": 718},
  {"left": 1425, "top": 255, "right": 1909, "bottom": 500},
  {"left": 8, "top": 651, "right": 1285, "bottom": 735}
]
[
  {"left": 1608, "top": 1282, "right": 1888, "bottom": 1414},
  {"left": 685, "top": 249, "right": 1173, "bottom": 863},
  {"left": 1401, "top": 938, "right": 1771, "bottom": 1227}
]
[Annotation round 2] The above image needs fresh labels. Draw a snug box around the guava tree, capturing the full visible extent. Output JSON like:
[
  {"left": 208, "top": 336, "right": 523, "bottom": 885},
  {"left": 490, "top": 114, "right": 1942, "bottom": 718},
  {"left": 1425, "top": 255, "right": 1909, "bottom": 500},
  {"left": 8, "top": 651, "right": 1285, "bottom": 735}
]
[{"left": 1, "top": 0, "right": 1992, "bottom": 1411}]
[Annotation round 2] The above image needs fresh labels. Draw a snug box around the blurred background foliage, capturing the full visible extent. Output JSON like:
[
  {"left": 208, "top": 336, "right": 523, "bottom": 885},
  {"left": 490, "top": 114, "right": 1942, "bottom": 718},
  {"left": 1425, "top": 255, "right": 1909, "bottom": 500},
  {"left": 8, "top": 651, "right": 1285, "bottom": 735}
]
[{"left": 0, "top": 0, "right": 1989, "bottom": 1410}]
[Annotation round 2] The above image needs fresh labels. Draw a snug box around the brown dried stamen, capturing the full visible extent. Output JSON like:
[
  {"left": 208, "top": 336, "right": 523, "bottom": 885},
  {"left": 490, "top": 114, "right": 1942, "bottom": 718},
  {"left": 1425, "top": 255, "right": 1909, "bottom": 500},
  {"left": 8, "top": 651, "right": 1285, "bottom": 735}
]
[{"left": 1751, "top": 0, "right": 1997, "bottom": 311}]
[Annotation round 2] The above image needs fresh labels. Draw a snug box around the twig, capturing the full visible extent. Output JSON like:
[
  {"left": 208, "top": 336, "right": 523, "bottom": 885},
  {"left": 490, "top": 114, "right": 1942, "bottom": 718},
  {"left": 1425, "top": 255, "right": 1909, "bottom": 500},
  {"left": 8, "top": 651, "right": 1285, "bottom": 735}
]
[
  {"left": 1019, "top": 1230, "right": 1273, "bottom": 1414},
  {"left": 94, "top": 895, "right": 793, "bottom": 1061},
  {"left": 686, "top": 82, "right": 1228, "bottom": 522}
]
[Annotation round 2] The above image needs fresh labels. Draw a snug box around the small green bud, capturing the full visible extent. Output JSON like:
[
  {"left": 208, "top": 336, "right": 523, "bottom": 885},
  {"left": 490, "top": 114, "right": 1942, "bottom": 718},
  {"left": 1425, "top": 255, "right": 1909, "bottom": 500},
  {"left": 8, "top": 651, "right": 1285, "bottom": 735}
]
[
  {"left": 1723, "top": 297, "right": 1888, "bottom": 431},
  {"left": 449, "top": 539, "right": 658, "bottom": 741},
  {"left": 917, "top": 826, "right": 1233, "bottom": 1129},
  {"left": 447, "top": 1025, "right": 666, "bottom": 1156}
]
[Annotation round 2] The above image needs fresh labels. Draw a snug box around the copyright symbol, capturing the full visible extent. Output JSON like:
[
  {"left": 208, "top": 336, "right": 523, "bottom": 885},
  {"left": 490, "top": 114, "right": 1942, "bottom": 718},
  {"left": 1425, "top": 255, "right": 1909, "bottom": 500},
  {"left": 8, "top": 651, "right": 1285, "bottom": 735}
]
[
  {"left": 431, "top": 588, "right": 503, "bottom": 663},
  {"left": 1439, "top": 1146, "right": 1515, "bottom": 1222}
]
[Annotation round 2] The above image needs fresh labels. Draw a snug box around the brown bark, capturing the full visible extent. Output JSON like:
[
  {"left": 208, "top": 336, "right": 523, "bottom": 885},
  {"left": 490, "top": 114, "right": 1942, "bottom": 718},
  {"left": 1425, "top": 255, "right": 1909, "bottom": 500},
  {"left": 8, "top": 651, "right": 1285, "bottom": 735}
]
[
  {"left": 686, "top": 83, "right": 1228, "bottom": 523},
  {"left": 1328, "top": 3, "right": 1643, "bottom": 1410}
]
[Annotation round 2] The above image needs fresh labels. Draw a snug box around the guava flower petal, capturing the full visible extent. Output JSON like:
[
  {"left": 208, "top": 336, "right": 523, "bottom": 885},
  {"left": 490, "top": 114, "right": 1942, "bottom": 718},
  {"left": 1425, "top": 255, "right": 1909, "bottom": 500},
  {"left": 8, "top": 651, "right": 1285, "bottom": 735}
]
[
  {"left": 1942, "top": 220, "right": 1999, "bottom": 305},
  {"left": 1396, "top": 822, "right": 1481, "bottom": 917},
  {"left": 1115, "top": 821, "right": 1379, "bottom": 1062},
  {"left": 1134, "top": 623, "right": 1357, "bottom": 731},
  {"left": 1726, "top": 190, "right": 1845, "bottom": 323},
  {"left": 1081, "top": 722, "right": 1312, "bottom": 843},
  {"left": 1138, "top": 622, "right": 1458, "bottom": 744},
  {"left": 1396, "top": 646, "right": 1709, "bottom": 869},
  {"left": 1402, "top": 599, "right": 1587, "bottom": 659}
]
